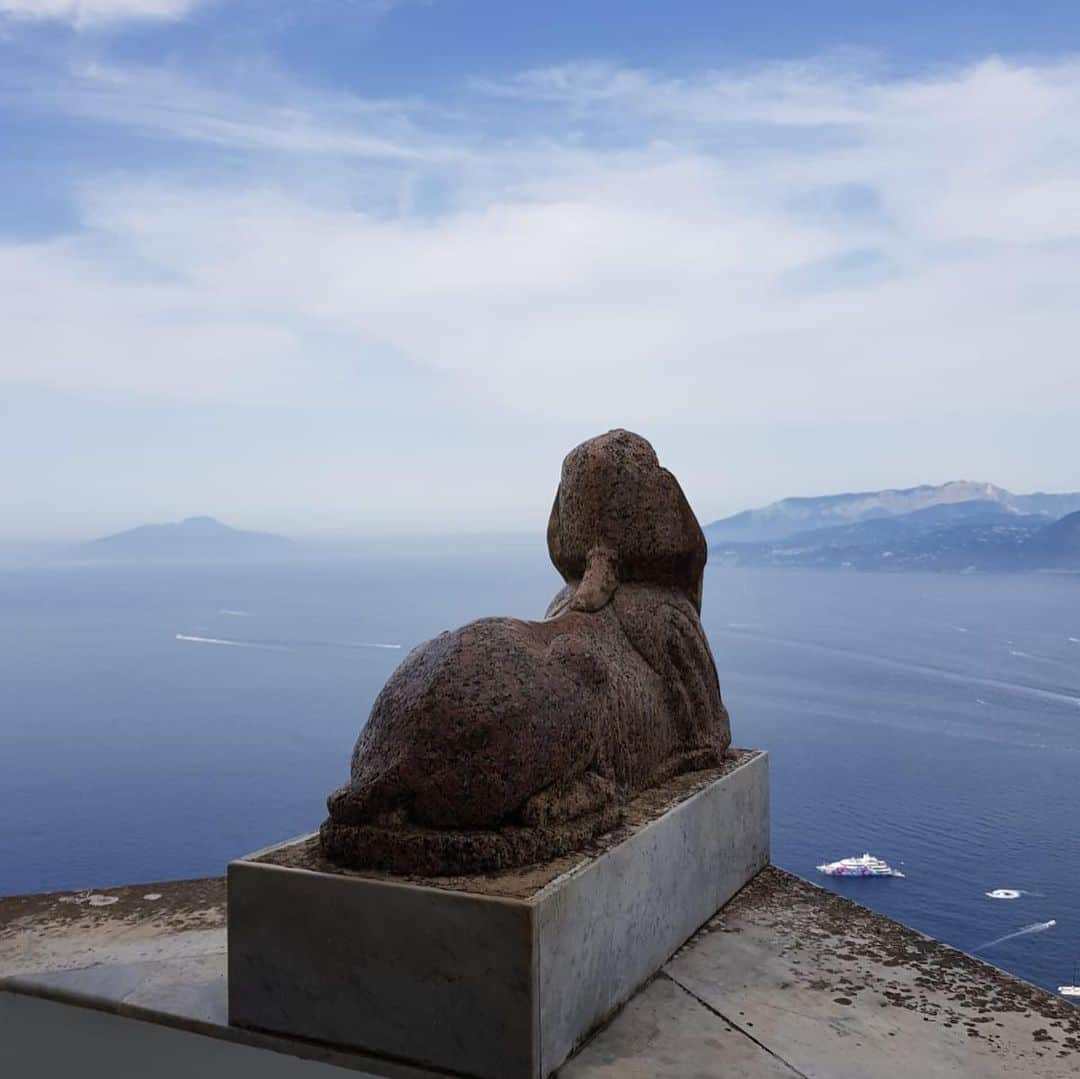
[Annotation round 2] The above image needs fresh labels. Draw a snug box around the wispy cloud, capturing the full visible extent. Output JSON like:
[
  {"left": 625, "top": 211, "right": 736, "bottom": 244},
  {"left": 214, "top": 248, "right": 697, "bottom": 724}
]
[
  {"left": 0, "top": 51, "right": 465, "bottom": 163},
  {"left": 0, "top": 0, "right": 200, "bottom": 28},
  {"left": 22, "top": 59, "right": 464, "bottom": 162}
]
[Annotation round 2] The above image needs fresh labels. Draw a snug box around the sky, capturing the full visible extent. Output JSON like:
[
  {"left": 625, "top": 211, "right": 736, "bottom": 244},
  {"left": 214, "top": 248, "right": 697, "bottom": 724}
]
[{"left": 2, "top": 1, "right": 1080, "bottom": 541}]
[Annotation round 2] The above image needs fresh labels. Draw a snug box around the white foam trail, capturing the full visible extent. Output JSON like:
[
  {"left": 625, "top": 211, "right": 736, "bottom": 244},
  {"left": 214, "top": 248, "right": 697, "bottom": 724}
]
[
  {"left": 219, "top": 609, "right": 251, "bottom": 617},
  {"left": 977, "top": 919, "right": 1056, "bottom": 950},
  {"left": 986, "top": 889, "right": 1044, "bottom": 899},
  {"left": 953, "top": 626, "right": 969, "bottom": 633},
  {"left": 715, "top": 627, "right": 1080, "bottom": 711},
  {"left": 1070, "top": 637, "right": 1080, "bottom": 644},
  {"left": 1008, "top": 650, "right": 1031, "bottom": 658},
  {"left": 178, "top": 633, "right": 399, "bottom": 653},
  {"left": 176, "top": 634, "right": 290, "bottom": 652}
]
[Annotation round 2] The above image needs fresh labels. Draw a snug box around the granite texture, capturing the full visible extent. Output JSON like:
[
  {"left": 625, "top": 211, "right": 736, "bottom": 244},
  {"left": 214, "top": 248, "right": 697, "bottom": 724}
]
[{"left": 322, "top": 430, "right": 732, "bottom": 875}]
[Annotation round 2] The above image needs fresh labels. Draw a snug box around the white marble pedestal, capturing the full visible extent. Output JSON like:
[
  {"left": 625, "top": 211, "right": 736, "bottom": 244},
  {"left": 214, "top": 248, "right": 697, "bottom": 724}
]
[{"left": 228, "top": 750, "right": 768, "bottom": 1079}]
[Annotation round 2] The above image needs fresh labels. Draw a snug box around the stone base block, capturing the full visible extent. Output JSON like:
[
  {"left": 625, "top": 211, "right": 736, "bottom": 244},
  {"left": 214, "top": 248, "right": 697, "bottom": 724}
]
[{"left": 227, "top": 750, "right": 768, "bottom": 1079}]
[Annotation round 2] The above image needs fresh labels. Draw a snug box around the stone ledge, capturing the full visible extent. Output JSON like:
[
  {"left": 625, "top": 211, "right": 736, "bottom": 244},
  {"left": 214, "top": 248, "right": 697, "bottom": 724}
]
[{"left": 2, "top": 864, "right": 1077, "bottom": 1077}]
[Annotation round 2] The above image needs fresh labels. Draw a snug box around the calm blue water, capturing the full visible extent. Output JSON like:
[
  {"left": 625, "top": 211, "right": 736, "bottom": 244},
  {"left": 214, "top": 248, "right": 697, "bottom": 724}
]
[{"left": 2, "top": 550, "right": 1078, "bottom": 997}]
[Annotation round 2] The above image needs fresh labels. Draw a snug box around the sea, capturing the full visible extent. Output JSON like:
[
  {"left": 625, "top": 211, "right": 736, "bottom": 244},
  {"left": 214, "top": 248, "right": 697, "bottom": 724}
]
[{"left": 2, "top": 544, "right": 1078, "bottom": 999}]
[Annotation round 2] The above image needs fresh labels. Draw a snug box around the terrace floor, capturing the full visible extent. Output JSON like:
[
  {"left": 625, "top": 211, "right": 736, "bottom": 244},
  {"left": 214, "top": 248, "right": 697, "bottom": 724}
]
[{"left": 2, "top": 866, "right": 1077, "bottom": 1077}]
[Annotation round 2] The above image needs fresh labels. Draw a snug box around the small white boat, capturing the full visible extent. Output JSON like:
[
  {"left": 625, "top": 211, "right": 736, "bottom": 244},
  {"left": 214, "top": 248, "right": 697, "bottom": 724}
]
[{"left": 817, "top": 852, "right": 904, "bottom": 878}]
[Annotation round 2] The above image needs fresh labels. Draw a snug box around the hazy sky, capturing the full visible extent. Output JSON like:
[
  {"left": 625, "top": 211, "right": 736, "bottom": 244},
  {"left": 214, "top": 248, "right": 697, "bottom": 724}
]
[{"left": 2, "top": 2, "right": 1079, "bottom": 541}]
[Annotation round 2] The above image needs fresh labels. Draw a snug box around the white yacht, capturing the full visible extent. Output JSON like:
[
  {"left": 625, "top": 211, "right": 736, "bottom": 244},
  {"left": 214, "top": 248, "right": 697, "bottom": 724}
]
[{"left": 816, "top": 852, "right": 904, "bottom": 878}]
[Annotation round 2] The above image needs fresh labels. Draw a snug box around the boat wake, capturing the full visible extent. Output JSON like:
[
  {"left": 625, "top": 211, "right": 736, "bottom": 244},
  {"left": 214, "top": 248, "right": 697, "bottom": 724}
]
[
  {"left": 976, "top": 920, "right": 1056, "bottom": 950},
  {"left": 176, "top": 634, "right": 290, "bottom": 651},
  {"left": 715, "top": 627, "right": 1080, "bottom": 711},
  {"left": 985, "top": 889, "right": 1043, "bottom": 900},
  {"left": 176, "top": 634, "right": 401, "bottom": 652}
]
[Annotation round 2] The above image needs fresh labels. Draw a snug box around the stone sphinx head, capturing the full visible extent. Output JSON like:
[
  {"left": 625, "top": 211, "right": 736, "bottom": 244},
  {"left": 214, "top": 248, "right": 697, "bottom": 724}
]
[
  {"left": 547, "top": 428, "right": 707, "bottom": 615},
  {"left": 321, "top": 429, "right": 730, "bottom": 875}
]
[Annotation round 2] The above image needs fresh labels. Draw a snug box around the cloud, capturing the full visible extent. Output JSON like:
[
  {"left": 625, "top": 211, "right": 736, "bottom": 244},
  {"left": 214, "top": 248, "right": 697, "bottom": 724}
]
[
  {"left": 0, "top": 0, "right": 199, "bottom": 27},
  {"left": 3, "top": 52, "right": 1080, "bottom": 530},
  {"left": 5, "top": 55, "right": 1080, "bottom": 414}
]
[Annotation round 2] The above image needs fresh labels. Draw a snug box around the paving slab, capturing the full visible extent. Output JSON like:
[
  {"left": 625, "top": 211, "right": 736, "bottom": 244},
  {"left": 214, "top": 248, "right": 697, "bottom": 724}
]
[
  {"left": 664, "top": 869, "right": 1080, "bottom": 1078},
  {"left": 0, "top": 875, "right": 225, "bottom": 978},
  {"left": 560, "top": 973, "right": 801, "bottom": 1078}
]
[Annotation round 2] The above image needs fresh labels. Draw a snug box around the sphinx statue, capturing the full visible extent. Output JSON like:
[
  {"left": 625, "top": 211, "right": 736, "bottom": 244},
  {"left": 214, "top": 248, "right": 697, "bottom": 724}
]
[{"left": 320, "top": 430, "right": 732, "bottom": 875}]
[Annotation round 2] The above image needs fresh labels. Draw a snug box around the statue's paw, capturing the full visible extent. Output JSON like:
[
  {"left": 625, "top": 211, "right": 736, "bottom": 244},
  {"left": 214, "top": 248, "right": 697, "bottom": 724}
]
[
  {"left": 326, "top": 779, "right": 407, "bottom": 826},
  {"left": 326, "top": 783, "right": 354, "bottom": 820}
]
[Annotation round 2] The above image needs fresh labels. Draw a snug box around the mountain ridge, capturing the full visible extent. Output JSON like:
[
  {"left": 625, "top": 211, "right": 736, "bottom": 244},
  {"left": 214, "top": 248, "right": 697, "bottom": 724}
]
[
  {"left": 705, "top": 481, "right": 1080, "bottom": 544},
  {"left": 708, "top": 505, "right": 1080, "bottom": 573}
]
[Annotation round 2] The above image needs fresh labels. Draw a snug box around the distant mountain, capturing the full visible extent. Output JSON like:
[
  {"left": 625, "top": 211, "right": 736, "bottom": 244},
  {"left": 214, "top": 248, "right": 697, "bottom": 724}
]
[
  {"left": 81, "top": 517, "right": 294, "bottom": 562},
  {"left": 708, "top": 490, "right": 1080, "bottom": 573},
  {"left": 764, "top": 500, "right": 1035, "bottom": 551},
  {"left": 705, "top": 482, "right": 1080, "bottom": 544}
]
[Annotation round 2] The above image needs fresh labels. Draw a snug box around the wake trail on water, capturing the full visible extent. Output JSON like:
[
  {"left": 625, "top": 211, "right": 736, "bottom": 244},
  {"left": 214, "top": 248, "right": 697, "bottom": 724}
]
[
  {"left": 176, "top": 634, "right": 401, "bottom": 652},
  {"left": 716, "top": 627, "right": 1080, "bottom": 711},
  {"left": 976, "top": 920, "right": 1056, "bottom": 950},
  {"left": 176, "top": 634, "right": 291, "bottom": 651}
]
